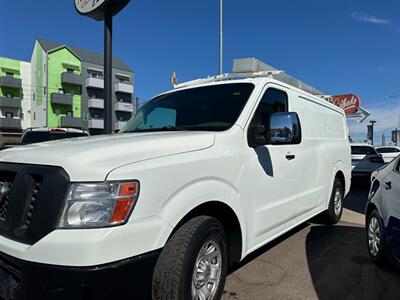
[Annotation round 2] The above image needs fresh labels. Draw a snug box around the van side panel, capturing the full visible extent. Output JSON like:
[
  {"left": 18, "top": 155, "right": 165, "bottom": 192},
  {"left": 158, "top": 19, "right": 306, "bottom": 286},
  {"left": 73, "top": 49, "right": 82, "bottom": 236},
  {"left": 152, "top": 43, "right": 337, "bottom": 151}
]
[{"left": 289, "top": 92, "right": 350, "bottom": 216}]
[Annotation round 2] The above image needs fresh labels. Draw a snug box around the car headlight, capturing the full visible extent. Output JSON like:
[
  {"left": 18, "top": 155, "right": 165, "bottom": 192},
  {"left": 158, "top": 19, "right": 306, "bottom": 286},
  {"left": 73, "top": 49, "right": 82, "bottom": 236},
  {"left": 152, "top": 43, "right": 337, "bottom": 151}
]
[{"left": 58, "top": 181, "right": 139, "bottom": 229}]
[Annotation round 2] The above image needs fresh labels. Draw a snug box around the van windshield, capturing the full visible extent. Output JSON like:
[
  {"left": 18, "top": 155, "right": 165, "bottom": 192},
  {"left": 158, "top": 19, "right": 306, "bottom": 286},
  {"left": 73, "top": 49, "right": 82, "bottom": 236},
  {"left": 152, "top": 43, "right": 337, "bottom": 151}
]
[{"left": 120, "top": 83, "right": 255, "bottom": 133}]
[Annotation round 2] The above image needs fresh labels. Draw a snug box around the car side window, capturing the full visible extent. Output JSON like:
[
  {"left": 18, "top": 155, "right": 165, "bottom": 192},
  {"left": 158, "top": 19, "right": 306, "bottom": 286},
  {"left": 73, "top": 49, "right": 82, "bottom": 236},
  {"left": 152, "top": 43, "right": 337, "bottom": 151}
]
[
  {"left": 249, "top": 88, "right": 288, "bottom": 133},
  {"left": 396, "top": 159, "right": 400, "bottom": 173}
]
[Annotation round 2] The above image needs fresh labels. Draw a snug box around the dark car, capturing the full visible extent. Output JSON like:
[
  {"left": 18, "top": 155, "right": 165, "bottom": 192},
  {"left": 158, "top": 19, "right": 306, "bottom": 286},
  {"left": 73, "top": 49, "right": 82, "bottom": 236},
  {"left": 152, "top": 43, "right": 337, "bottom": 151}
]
[
  {"left": 351, "top": 144, "right": 385, "bottom": 178},
  {"left": 366, "top": 156, "right": 400, "bottom": 269},
  {"left": 20, "top": 128, "right": 89, "bottom": 145}
]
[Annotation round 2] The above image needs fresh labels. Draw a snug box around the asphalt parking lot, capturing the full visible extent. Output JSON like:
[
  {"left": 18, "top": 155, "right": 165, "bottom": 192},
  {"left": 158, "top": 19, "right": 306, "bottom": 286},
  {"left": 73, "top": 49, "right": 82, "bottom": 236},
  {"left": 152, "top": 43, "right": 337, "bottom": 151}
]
[{"left": 223, "top": 181, "right": 400, "bottom": 300}]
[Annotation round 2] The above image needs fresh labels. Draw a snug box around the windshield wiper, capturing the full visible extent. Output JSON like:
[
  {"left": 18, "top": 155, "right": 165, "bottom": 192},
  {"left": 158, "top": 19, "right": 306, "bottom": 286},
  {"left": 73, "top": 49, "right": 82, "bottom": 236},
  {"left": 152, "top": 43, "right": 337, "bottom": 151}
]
[{"left": 159, "top": 126, "right": 188, "bottom": 131}]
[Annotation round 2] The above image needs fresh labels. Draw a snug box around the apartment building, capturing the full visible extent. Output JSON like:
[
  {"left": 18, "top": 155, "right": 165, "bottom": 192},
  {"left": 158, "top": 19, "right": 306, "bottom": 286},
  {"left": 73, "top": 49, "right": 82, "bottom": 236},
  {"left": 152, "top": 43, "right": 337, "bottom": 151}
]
[
  {"left": 0, "top": 39, "right": 134, "bottom": 144},
  {"left": 0, "top": 57, "right": 31, "bottom": 144},
  {"left": 31, "top": 39, "right": 134, "bottom": 135}
]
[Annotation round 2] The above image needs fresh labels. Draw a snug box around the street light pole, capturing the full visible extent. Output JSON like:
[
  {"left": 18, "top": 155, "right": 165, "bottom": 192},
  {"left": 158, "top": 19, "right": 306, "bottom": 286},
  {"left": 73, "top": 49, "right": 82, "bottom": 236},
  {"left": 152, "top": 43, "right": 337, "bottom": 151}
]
[
  {"left": 219, "top": 0, "right": 223, "bottom": 75},
  {"left": 104, "top": 8, "right": 113, "bottom": 134},
  {"left": 370, "top": 120, "right": 376, "bottom": 146},
  {"left": 74, "top": 0, "right": 131, "bottom": 134}
]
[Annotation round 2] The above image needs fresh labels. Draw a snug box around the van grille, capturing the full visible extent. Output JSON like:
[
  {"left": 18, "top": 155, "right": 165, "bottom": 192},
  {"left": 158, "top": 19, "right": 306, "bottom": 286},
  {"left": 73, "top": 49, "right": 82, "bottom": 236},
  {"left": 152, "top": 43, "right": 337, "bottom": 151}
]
[
  {"left": 23, "top": 180, "right": 41, "bottom": 227},
  {"left": 0, "top": 172, "right": 15, "bottom": 222},
  {"left": 0, "top": 182, "right": 12, "bottom": 221},
  {"left": 0, "top": 163, "right": 69, "bottom": 245}
]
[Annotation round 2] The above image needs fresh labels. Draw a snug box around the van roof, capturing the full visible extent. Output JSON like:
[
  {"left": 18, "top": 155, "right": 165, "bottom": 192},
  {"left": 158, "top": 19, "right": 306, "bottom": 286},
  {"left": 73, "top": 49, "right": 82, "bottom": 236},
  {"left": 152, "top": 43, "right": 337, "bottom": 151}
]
[
  {"left": 171, "top": 76, "right": 343, "bottom": 115},
  {"left": 174, "top": 58, "right": 325, "bottom": 96}
]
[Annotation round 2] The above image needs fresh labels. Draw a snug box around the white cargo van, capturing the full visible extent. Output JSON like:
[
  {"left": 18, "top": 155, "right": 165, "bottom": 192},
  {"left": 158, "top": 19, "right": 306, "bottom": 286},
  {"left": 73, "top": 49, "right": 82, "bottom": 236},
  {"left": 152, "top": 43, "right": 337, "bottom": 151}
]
[{"left": 0, "top": 59, "right": 351, "bottom": 300}]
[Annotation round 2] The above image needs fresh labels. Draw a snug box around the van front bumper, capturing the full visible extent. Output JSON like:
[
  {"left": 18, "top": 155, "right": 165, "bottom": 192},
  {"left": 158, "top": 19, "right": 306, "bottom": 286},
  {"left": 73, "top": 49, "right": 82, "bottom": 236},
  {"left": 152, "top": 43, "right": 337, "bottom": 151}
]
[{"left": 0, "top": 249, "right": 160, "bottom": 300}]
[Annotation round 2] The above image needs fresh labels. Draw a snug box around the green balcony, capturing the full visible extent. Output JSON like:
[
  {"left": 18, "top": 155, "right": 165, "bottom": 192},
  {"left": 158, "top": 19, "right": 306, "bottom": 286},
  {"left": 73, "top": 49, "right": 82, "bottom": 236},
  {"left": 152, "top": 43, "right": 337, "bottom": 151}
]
[
  {"left": 0, "top": 118, "right": 21, "bottom": 130},
  {"left": 0, "top": 76, "right": 22, "bottom": 89},
  {"left": 0, "top": 96, "right": 21, "bottom": 109},
  {"left": 61, "top": 72, "right": 83, "bottom": 86},
  {"left": 51, "top": 93, "right": 73, "bottom": 106}
]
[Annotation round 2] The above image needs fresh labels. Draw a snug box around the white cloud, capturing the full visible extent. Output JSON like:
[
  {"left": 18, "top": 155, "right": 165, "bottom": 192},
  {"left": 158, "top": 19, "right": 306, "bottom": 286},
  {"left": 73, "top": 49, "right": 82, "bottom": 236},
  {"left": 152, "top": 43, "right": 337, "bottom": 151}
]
[
  {"left": 350, "top": 12, "right": 390, "bottom": 25},
  {"left": 348, "top": 101, "right": 400, "bottom": 144}
]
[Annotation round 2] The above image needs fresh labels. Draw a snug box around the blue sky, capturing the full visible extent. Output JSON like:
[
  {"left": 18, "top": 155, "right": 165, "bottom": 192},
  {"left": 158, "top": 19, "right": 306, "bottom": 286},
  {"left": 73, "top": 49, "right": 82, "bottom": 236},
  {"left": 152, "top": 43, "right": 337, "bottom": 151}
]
[{"left": 1, "top": 0, "right": 399, "bottom": 144}]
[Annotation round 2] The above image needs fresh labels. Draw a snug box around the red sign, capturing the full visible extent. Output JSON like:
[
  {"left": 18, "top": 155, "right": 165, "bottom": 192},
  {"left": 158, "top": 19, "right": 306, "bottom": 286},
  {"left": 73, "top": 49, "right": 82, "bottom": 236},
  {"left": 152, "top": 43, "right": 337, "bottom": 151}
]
[{"left": 329, "top": 94, "right": 361, "bottom": 114}]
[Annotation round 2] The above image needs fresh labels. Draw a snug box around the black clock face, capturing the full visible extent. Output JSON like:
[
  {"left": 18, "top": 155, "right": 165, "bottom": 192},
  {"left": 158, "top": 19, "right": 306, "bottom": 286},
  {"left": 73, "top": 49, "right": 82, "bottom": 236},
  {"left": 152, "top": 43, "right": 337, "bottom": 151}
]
[{"left": 75, "top": 0, "right": 106, "bottom": 14}]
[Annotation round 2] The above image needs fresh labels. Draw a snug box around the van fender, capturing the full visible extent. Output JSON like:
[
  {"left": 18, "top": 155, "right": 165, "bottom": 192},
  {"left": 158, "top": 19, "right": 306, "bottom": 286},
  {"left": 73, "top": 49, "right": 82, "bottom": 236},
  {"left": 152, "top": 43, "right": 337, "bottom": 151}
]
[{"left": 155, "top": 177, "right": 248, "bottom": 258}]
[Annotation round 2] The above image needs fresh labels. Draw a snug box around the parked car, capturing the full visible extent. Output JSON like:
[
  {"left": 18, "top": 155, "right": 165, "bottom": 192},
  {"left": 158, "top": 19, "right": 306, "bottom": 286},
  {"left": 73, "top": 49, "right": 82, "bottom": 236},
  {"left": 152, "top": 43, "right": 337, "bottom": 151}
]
[
  {"left": 1, "top": 128, "right": 89, "bottom": 151},
  {"left": 0, "top": 143, "right": 19, "bottom": 151},
  {"left": 366, "top": 156, "right": 400, "bottom": 269},
  {"left": 351, "top": 144, "right": 385, "bottom": 177},
  {"left": 20, "top": 127, "right": 89, "bottom": 145},
  {"left": 375, "top": 146, "right": 400, "bottom": 163},
  {"left": 0, "top": 73, "right": 351, "bottom": 299}
]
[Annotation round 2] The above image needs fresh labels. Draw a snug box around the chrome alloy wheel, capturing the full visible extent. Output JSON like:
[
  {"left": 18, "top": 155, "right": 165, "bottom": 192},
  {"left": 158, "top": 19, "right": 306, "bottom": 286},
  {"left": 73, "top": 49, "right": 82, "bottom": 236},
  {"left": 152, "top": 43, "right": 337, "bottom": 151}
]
[
  {"left": 334, "top": 187, "right": 342, "bottom": 216},
  {"left": 191, "top": 240, "right": 222, "bottom": 300},
  {"left": 368, "top": 216, "right": 381, "bottom": 257}
]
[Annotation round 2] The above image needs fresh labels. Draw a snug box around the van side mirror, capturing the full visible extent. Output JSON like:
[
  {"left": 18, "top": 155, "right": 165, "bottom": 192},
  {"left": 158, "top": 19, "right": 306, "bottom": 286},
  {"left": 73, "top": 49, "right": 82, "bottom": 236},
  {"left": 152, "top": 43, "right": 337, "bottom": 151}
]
[
  {"left": 269, "top": 112, "right": 301, "bottom": 145},
  {"left": 248, "top": 124, "right": 267, "bottom": 147}
]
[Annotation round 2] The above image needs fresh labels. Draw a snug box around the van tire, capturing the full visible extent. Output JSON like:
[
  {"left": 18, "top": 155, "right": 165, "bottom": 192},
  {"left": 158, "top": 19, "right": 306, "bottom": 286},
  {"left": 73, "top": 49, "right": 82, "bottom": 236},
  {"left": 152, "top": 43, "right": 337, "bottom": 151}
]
[
  {"left": 321, "top": 179, "right": 344, "bottom": 225},
  {"left": 152, "top": 216, "right": 227, "bottom": 300}
]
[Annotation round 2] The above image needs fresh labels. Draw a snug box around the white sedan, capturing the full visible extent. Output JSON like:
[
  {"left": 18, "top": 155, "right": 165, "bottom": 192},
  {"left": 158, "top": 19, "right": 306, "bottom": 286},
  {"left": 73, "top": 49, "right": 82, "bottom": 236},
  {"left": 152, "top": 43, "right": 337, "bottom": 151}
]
[{"left": 376, "top": 146, "right": 400, "bottom": 163}]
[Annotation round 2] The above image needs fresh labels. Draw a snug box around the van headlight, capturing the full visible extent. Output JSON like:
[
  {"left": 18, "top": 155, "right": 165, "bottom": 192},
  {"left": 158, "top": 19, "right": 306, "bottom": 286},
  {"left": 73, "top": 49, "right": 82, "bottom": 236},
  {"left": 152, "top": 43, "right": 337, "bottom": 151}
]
[{"left": 58, "top": 181, "right": 139, "bottom": 229}]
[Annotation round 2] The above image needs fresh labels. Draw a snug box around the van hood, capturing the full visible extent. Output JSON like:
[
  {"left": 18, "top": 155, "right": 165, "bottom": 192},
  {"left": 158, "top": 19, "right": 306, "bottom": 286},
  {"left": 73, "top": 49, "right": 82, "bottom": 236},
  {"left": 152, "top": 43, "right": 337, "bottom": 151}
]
[{"left": 0, "top": 131, "right": 215, "bottom": 181}]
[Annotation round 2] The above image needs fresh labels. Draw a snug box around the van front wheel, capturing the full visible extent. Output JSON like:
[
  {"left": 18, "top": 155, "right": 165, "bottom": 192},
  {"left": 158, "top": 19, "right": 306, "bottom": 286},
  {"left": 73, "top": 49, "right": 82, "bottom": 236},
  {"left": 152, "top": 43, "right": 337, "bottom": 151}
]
[{"left": 152, "top": 216, "right": 227, "bottom": 300}]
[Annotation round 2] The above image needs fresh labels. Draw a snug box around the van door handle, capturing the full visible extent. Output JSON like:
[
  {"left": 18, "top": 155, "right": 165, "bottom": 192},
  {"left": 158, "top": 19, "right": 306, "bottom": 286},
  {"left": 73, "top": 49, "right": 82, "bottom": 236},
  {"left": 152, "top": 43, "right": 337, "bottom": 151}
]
[
  {"left": 384, "top": 182, "right": 392, "bottom": 190},
  {"left": 286, "top": 154, "right": 296, "bottom": 161}
]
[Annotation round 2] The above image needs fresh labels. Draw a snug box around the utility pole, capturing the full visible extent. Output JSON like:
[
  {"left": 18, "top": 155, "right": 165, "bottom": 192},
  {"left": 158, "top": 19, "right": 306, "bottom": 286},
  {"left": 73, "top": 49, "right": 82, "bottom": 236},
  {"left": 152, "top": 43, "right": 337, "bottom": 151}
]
[{"left": 219, "top": 0, "right": 223, "bottom": 75}]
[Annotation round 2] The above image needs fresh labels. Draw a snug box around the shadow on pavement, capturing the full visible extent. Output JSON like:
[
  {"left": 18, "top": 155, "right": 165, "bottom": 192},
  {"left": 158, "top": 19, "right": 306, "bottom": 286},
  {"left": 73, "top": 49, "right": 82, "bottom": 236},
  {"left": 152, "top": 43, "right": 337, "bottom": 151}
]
[
  {"left": 306, "top": 225, "right": 400, "bottom": 300},
  {"left": 344, "top": 179, "right": 370, "bottom": 215},
  {"left": 228, "top": 222, "right": 310, "bottom": 274}
]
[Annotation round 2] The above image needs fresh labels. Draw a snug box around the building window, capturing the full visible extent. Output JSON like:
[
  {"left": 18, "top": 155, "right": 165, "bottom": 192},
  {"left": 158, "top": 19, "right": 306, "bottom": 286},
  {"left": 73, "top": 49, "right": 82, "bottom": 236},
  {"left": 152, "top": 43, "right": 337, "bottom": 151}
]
[
  {"left": 5, "top": 93, "right": 13, "bottom": 98},
  {"left": 58, "top": 89, "right": 65, "bottom": 94},
  {"left": 33, "top": 112, "right": 36, "bottom": 120},
  {"left": 55, "top": 109, "right": 61, "bottom": 116},
  {"left": 5, "top": 72, "right": 14, "bottom": 78},
  {"left": 43, "top": 87, "right": 46, "bottom": 95},
  {"left": 33, "top": 93, "right": 35, "bottom": 101},
  {"left": 94, "top": 113, "right": 100, "bottom": 119},
  {"left": 5, "top": 112, "right": 13, "bottom": 119},
  {"left": 67, "top": 111, "right": 73, "bottom": 117},
  {"left": 66, "top": 68, "right": 75, "bottom": 73}
]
